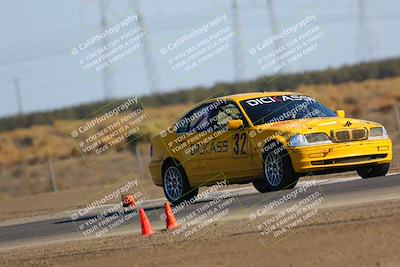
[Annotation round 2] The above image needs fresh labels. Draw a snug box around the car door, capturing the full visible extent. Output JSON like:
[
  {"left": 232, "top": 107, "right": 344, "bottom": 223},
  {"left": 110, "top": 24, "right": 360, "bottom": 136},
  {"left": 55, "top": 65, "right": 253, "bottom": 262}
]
[
  {"left": 208, "top": 102, "right": 255, "bottom": 180},
  {"left": 172, "top": 103, "right": 215, "bottom": 185}
]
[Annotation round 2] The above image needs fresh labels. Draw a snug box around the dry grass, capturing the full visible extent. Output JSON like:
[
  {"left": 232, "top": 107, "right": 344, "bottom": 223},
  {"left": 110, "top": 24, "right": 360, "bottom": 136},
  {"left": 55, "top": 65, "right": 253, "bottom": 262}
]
[
  {"left": 0, "top": 144, "right": 163, "bottom": 200},
  {"left": 0, "top": 102, "right": 193, "bottom": 169}
]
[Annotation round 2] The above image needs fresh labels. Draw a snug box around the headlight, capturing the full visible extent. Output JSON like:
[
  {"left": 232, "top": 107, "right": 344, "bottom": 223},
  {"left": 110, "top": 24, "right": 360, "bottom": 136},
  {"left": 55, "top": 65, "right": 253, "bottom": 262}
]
[
  {"left": 369, "top": 127, "right": 389, "bottom": 140},
  {"left": 289, "top": 134, "right": 308, "bottom": 147},
  {"left": 289, "top": 133, "right": 332, "bottom": 147}
]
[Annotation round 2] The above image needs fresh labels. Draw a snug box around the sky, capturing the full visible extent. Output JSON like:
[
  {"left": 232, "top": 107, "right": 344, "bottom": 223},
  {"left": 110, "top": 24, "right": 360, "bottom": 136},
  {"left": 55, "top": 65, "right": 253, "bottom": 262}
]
[{"left": 0, "top": 0, "right": 399, "bottom": 118}]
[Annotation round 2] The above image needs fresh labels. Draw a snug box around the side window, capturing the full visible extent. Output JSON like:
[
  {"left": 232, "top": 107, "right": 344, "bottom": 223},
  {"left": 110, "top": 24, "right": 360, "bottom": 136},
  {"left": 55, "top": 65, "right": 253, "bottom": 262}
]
[
  {"left": 176, "top": 118, "right": 189, "bottom": 134},
  {"left": 176, "top": 104, "right": 212, "bottom": 134},
  {"left": 214, "top": 103, "right": 246, "bottom": 130}
]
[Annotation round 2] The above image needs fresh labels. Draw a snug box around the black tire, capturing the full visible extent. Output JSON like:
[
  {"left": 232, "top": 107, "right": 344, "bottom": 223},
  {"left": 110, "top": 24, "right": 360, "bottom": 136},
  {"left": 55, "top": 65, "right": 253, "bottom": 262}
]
[
  {"left": 162, "top": 160, "right": 199, "bottom": 205},
  {"left": 252, "top": 142, "right": 299, "bottom": 193},
  {"left": 357, "top": 163, "right": 390, "bottom": 179}
]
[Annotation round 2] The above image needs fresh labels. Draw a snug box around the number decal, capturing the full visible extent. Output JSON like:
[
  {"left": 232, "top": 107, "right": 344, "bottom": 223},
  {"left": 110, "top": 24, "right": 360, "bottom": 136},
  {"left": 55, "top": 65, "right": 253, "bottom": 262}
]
[
  {"left": 233, "top": 132, "right": 248, "bottom": 157},
  {"left": 240, "top": 133, "right": 247, "bottom": 155}
]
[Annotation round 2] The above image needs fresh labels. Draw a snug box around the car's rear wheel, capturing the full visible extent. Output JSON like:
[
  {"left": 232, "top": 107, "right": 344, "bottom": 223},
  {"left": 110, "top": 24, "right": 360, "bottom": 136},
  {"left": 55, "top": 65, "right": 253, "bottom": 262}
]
[
  {"left": 357, "top": 163, "right": 390, "bottom": 179},
  {"left": 163, "top": 161, "right": 199, "bottom": 205},
  {"left": 253, "top": 143, "right": 299, "bottom": 193}
]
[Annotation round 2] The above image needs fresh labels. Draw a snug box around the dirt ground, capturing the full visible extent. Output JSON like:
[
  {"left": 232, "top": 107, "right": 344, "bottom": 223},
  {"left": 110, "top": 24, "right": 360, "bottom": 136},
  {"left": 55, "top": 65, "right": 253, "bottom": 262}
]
[
  {"left": 0, "top": 145, "right": 398, "bottom": 222},
  {"left": 1, "top": 198, "right": 400, "bottom": 267}
]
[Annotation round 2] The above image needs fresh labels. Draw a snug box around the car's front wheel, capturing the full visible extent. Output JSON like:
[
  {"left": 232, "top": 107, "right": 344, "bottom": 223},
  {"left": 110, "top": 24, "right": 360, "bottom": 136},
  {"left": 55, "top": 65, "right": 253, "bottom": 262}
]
[
  {"left": 357, "top": 163, "right": 390, "bottom": 179},
  {"left": 253, "top": 143, "right": 299, "bottom": 193},
  {"left": 162, "top": 161, "right": 199, "bottom": 205}
]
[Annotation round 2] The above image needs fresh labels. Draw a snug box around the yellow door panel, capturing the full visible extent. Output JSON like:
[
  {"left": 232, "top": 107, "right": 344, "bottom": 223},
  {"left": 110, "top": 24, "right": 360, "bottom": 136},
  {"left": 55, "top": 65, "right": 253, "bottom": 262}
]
[{"left": 211, "top": 129, "right": 255, "bottom": 179}]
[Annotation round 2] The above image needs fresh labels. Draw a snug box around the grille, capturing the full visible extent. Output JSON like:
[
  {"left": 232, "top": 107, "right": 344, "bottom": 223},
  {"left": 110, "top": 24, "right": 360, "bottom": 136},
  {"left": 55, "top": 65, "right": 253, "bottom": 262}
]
[
  {"left": 352, "top": 129, "right": 368, "bottom": 140},
  {"left": 335, "top": 130, "right": 350, "bottom": 142},
  {"left": 331, "top": 128, "right": 368, "bottom": 142}
]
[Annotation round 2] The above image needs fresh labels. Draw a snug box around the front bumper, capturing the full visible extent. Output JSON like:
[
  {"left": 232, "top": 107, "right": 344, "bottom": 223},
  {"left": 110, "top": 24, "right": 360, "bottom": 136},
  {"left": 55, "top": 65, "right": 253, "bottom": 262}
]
[{"left": 289, "top": 139, "right": 392, "bottom": 173}]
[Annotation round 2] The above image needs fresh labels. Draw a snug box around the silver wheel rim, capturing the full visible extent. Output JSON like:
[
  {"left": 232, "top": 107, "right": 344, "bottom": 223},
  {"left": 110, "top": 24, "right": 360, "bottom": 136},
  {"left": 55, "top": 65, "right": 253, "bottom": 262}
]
[
  {"left": 164, "top": 166, "right": 184, "bottom": 201},
  {"left": 264, "top": 151, "right": 284, "bottom": 187}
]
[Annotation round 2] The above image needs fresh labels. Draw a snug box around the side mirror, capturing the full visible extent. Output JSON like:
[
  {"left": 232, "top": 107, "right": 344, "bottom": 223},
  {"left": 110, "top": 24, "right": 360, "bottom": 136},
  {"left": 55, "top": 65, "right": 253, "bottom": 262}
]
[
  {"left": 227, "top": 119, "right": 243, "bottom": 130},
  {"left": 335, "top": 110, "right": 346, "bottom": 118}
]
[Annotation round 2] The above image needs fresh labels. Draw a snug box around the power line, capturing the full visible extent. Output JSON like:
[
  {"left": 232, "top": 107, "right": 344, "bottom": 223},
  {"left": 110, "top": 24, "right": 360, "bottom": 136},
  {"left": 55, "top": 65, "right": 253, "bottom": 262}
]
[{"left": 0, "top": 9, "right": 398, "bottom": 69}]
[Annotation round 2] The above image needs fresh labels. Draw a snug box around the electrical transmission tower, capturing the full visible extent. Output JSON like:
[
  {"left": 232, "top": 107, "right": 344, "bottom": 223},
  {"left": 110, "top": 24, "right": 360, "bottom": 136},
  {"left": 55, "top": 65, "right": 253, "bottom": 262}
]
[
  {"left": 13, "top": 77, "right": 24, "bottom": 127},
  {"left": 100, "top": 0, "right": 115, "bottom": 99},
  {"left": 357, "top": 0, "right": 376, "bottom": 60},
  {"left": 13, "top": 78, "right": 23, "bottom": 116},
  {"left": 232, "top": 0, "right": 245, "bottom": 81},
  {"left": 131, "top": 0, "right": 160, "bottom": 94},
  {"left": 266, "top": 0, "right": 283, "bottom": 68}
]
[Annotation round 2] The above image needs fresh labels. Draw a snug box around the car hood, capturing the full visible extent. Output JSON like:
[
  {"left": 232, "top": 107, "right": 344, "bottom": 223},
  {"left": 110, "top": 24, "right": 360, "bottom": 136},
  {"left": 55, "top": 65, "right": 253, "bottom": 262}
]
[{"left": 254, "top": 117, "right": 382, "bottom": 134}]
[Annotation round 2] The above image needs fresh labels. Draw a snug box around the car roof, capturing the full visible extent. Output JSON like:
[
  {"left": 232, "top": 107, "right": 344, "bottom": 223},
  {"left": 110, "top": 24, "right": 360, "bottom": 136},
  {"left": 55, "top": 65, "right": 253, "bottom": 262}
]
[{"left": 211, "top": 91, "right": 303, "bottom": 103}]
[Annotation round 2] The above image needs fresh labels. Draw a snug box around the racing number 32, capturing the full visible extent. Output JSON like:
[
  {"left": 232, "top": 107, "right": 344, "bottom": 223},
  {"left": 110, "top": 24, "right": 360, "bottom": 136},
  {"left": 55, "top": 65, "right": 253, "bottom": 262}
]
[{"left": 233, "top": 132, "right": 248, "bottom": 158}]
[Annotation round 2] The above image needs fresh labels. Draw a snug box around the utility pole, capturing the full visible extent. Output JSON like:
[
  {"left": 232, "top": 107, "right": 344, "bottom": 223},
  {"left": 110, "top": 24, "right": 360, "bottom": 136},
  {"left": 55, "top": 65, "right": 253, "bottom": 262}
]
[
  {"left": 100, "top": 0, "right": 115, "bottom": 99},
  {"left": 47, "top": 158, "right": 57, "bottom": 192},
  {"left": 232, "top": 0, "right": 245, "bottom": 82},
  {"left": 136, "top": 144, "right": 145, "bottom": 179},
  {"left": 132, "top": 0, "right": 160, "bottom": 94}
]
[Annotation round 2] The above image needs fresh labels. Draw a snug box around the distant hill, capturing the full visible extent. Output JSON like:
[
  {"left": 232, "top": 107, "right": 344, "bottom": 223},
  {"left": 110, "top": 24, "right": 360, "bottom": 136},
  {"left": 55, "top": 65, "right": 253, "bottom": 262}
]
[{"left": 1, "top": 57, "right": 400, "bottom": 132}]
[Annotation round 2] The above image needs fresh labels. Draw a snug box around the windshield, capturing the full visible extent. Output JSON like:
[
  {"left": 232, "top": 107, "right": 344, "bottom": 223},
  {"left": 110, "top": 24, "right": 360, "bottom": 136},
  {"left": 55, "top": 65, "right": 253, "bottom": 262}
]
[{"left": 240, "top": 95, "right": 337, "bottom": 126}]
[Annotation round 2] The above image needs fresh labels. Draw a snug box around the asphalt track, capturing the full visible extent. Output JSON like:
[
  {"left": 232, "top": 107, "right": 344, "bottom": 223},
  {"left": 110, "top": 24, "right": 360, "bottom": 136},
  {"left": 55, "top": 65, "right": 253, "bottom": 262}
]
[{"left": 1, "top": 173, "right": 400, "bottom": 250}]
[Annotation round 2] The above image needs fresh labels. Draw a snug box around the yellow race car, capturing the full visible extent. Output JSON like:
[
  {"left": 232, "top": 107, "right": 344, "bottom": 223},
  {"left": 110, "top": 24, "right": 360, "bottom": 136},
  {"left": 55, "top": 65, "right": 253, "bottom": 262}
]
[{"left": 149, "top": 92, "right": 392, "bottom": 204}]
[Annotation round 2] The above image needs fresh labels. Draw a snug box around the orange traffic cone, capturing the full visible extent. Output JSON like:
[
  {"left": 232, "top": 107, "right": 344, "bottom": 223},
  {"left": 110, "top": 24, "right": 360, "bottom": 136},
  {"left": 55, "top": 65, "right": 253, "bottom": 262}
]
[
  {"left": 165, "top": 202, "right": 179, "bottom": 230},
  {"left": 123, "top": 195, "right": 136, "bottom": 207},
  {"left": 139, "top": 208, "right": 154, "bottom": 237}
]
